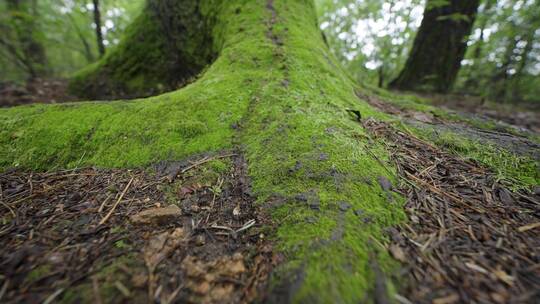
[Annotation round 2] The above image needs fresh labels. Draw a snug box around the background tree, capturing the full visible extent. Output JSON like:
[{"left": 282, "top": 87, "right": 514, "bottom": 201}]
[
  {"left": 0, "top": 0, "right": 143, "bottom": 83},
  {"left": 92, "top": 0, "right": 105, "bottom": 57},
  {"left": 389, "top": 0, "right": 480, "bottom": 93},
  {"left": 0, "top": 0, "right": 48, "bottom": 79},
  {"left": 317, "top": 0, "right": 424, "bottom": 87}
]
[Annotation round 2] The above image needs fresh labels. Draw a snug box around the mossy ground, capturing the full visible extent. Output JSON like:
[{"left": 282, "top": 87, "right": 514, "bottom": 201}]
[
  {"left": 1, "top": 0, "right": 537, "bottom": 303},
  {"left": 361, "top": 84, "right": 539, "bottom": 189}
]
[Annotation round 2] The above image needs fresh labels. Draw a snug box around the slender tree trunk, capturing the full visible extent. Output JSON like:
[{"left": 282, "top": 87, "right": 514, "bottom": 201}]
[
  {"left": 389, "top": 0, "right": 480, "bottom": 93},
  {"left": 510, "top": 32, "right": 534, "bottom": 101},
  {"left": 491, "top": 36, "right": 518, "bottom": 102},
  {"left": 463, "top": 0, "right": 495, "bottom": 91},
  {"left": 92, "top": 0, "right": 105, "bottom": 57}
]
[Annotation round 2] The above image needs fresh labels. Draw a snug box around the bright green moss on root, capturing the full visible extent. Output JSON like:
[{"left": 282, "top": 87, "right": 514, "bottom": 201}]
[{"left": 3, "top": 1, "right": 414, "bottom": 302}]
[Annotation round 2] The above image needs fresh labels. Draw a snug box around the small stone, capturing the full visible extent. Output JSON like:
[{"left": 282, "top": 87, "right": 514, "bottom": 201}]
[
  {"left": 194, "top": 234, "right": 206, "bottom": 246},
  {"left": 306, "top": 217, "right": 317, "bottom": 224},
  {"left": 131, "top": 274, "right": 147, "bottom": 288},
  {"left": 498, "top": 188, "right": 514, "bottom": 204},
  {"left": 130, "top": 205, "right": 182, "bottom": 225},
  {"left": 338, "top": 201, "right": 351, "bottom": 211},
  {"left": 389, "top": 244, "right": 407, "bottom": 262},
  {"left": 308, "top": 199, "right": 320, "bottom": 211},
  {"left": 295, "top": 193, "right": 308, "bottom": 202},
  {"left": 318, "top": 153, "right": 329, "bottom": 161},
  {"left": 353, "top": 209, "right": 364, "bottom": 217},
  {"left": 377, "top": 176, "right": 392, "bottom": 191},
  {"left": 190, "top": 204, "right": 200, "bottom": 213},
  {"left": 533, "top": 186, "right": 540, "bottom": 196}
]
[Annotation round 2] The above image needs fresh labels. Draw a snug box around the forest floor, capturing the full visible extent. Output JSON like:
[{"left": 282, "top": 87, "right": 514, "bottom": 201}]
[
  {"left": 0, "top": 153, "right": 277, "bottom": 303},
  {"left": 364, "top": 119, "right": 539, "bottom": 303},
  {"left": 427, "top": 94, "right": 540, "bottom": 134},
  {"left": 0, "top": 79, "right": 78, "bottom": 107},
  {"left": 0, "top": 84, "right": 539, "bottom": 303}
]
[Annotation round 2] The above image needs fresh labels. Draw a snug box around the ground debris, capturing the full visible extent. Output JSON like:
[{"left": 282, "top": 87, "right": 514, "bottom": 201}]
[
  {"left": 0, "top": 153, "right": 275, "bottom": 303},
  {"left": 364, "top": 119, "right": 540, "bottom": 304},
  {"left": 130, "top": 205, "right": 182, "bottom": 225}
]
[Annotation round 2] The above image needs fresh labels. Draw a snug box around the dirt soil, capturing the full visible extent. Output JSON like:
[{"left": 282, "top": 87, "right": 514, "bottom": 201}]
[
  {"left": 364, "top": 119, "right": 540, "bottom": 304},
  {"left": 427, "top": 93, "right": 540, "bottom": 134},
  {"left": 0, "top": 153, "right": 276, "bottom": 303},
  {"left": 0, "top": 78, "right": 78, "bottom": 107}
]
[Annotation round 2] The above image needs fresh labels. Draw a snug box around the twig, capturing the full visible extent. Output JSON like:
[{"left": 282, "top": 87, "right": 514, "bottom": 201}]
[
  {"left": 0, "top": 280, "right": 8, "bottom": 302},
  {"left": 98, "top": 194, "right": 111, "bottom": 213},
  {"left": 43, "top": 288, "right": 65, "bottom": 304},
  {"left": 0, "top": 199, "right": 16, "bottom": 217},
  {"left": 99, "top": 177, "right": 134, "bottom": 226},
  {"left": 181, "top": 153, "right": 236, "bottom": 174},
  {"left": 518, "top": 222, "right": 540, "bottom": 232},
  {"left": 236, "top": 219, "right": 256, "bottom": 233}
]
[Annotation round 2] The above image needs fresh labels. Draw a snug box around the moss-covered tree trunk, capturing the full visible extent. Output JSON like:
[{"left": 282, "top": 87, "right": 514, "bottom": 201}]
[
  {"left": 69, "top": 0, "right": 217, "bottom": 99},
  {"left": 389, "top": 0, "right": 480, "bottom": 93},
  {"left": 3, "top": 0, "right": 410, "bottom": 302}
]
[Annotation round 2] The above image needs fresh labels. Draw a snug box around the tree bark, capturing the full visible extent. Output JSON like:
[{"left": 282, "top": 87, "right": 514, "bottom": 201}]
[
  {"left": 69, "top": 0, "right": 216, "bottom": 99},
  {"left": 389, "top": 0, "right": 480, "bottom": 93},
  {"left": 92, "top": 0, "right": 106, "bottom": 57}
]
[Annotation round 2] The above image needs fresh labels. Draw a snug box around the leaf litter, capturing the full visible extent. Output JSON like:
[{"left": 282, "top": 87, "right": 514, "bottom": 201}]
[
  {"left": 0, "top": 153, "right": 276, "bottom": 303},
  {"left": 364, "top": 118, "right": 539, "bottom": 304}
]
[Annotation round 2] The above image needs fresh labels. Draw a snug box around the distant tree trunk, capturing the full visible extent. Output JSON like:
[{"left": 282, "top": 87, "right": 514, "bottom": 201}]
[
  {"left": 491, "top": 36, "right": 518, "bottom": 102},
  {"left": 389, "top": 0, "right": 480, "bottom": 93},
  {"left": 463, "top": 0, "right": 495, "bottom": 91},
  {"left": 92, "top": 0, "right": 106, "bottom": 57},
  {"left": 510, "top": 31, "right": 534, "bottom": 101},
  {"left": 377, "top": 66, "right": 384, "bottom": 88},
  {"left": 5, "top": 0, "right": 48, "bottom": 79}
]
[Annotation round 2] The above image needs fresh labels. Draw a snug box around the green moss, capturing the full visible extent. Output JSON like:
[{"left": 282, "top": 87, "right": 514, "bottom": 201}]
[
  {"left": 60, "top": 255, "right": 137, "bottom": 303},
  {"left": 27, "top": 264, "right": 52, "bottom": 282},
  {"left": 411, "top": 127, "right": 539, "bottom": 189}
]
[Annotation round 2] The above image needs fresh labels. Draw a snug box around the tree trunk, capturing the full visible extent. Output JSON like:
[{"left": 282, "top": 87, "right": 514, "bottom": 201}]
[
  {"left": 491, "top": 36, "right": 518, "bottom": 102},
  {"left": 5, "top": 0, "right": 48, "bottom": 79},
  {"left": 69, "top": 0, "right": 216, "bottom": 99},
  {"left": 92, "top": 0, "right": 106, "bottom": 57},
  {"left": 462, "top": 0, "right": 495, "bottom": 91},
  {"left": 3, "top": 0, "right": 409, "bottom": 301},
  {"left": 510, "top": 32, "right": 534, "bottom": 101},
  {"left": 389, "top": 0, "right": 480, "bottom": 93}
]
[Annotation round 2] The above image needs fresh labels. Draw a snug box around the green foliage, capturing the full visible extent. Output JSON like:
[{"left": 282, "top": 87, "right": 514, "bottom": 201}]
[
  {"left": 316, "top": 0, "right": 424, "bottom": 88},
  {"left": 0, "top": 0, "right": 144, "bottom": 82}
]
